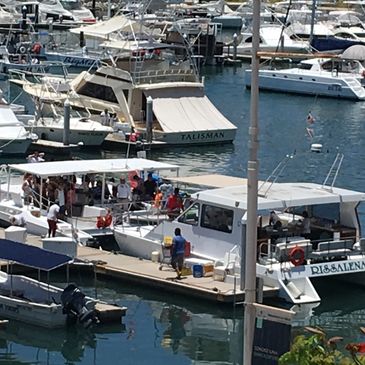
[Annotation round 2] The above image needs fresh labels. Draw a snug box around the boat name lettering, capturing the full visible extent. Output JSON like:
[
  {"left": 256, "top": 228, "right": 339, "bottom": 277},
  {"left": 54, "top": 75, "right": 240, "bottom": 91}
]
[
  {"left": 63, "top": 56, "right": 95, "bottom": 67},
  {"left": 181, "top": 132, "right": 225, "bottom": 141},
  {"left": 328, "top": 84, "right": 342, "bottom": 91},
  {"left": 310, "top": 261, "right": 365, "bottom": 275}
]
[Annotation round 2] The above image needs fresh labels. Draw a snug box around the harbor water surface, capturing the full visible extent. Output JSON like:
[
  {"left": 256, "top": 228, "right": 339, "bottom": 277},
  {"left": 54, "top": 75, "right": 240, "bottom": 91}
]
[{"left": 1, "top": 63, "right": 365, "bottom": 364}]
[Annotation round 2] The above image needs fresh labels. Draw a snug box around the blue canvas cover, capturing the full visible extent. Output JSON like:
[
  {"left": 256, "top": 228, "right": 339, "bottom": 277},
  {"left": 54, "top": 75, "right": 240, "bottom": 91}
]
[{"left": 0, "top": 239, "right": 73, "bottom": 271}]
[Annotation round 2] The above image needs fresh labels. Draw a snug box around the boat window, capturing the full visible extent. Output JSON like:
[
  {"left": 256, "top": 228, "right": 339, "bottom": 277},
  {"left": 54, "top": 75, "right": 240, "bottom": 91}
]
[
  {"left": 178, "top": 202, "right": 199, "bottom": 226},
  {"left": 298, "top": 63, "right": 312, "bottom": 70},
  {"left": 201, "top": 204, "right": 233, "bottom": 233},
  {"left": 77, "top": 82, "right": 118, "bottom": 103},
  {"left": 311, "top": 203, "right": 340, "bottom": 224},
  {"left": 60, "top": 0, "right": 83, "bottom": 10}
]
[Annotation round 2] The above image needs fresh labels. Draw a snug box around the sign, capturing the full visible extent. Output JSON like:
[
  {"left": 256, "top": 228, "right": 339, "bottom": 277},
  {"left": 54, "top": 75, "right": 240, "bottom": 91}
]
[{"left": 252, "top": 303, "right": 294, "bottom": 365}]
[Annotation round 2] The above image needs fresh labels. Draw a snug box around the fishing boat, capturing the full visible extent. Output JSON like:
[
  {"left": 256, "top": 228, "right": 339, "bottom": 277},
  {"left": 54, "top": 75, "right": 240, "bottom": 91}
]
[
  {"left": 113, "top": 155, "right": 365, "bottom": 305},
  {"left": 0, "top": 238, "right": 125, "bottom": 328},
  {"left": 244, "top": 57, "right": 365, "bottom": 100}
]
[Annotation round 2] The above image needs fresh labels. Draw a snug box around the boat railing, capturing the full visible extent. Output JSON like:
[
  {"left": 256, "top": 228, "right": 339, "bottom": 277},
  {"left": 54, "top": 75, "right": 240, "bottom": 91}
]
[{"left": 131, "top": 68, "right": 197, "bottom": 84}]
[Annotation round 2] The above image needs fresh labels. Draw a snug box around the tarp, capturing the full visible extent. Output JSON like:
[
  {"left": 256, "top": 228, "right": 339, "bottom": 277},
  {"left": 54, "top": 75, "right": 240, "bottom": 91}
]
[
  {"left": 0, "top": 239, "right": 72, "bottom": 271},
  {"left": 70, "top": 16, "right": 147, "bottom": 39},
  {"left": 8, "top": 158, "right": 179, "bottom": 177},
  {"left": 143, "top": 87, "right": 237, "bottom": 133}
]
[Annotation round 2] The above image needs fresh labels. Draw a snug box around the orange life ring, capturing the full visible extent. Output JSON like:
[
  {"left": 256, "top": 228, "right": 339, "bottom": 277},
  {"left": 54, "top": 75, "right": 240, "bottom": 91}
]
[
  {"left": 289, "top": 246, "right": 305, "bottom": 266},
  {"left": 32, "top": 43, "right": 42, "bottom": 54},
  {"left": 104, "top": 213, "right": 112, "bottom": 227},
  {"left": 96, "top": 216, "right": 104, "bottom": 229}
]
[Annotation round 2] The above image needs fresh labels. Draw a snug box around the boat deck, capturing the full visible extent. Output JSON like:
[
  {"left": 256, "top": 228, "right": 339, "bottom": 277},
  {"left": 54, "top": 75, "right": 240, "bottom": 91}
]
[{"left": 0, "top": 228, "right": 278, "bottom": 305}]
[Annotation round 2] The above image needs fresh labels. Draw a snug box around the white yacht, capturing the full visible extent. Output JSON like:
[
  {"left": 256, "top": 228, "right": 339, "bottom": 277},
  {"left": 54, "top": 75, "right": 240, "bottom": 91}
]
[
  {"left": 225, "top": 23, "right": 310, "bottom": 57},
  {"left": 0, "top": 92, "right": 37, "bottom": 155},
  {"left": 113, "top": 165, "right": 365, "bottom": 305},
  {"left": 244, "top": 58, "right": 365, "bottom": 100}
]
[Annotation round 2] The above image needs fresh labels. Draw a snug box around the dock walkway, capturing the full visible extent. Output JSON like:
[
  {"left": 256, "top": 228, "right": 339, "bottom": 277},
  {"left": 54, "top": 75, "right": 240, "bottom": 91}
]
[{"left": 0, "top": 227, "right": 278, "bottom": 305}]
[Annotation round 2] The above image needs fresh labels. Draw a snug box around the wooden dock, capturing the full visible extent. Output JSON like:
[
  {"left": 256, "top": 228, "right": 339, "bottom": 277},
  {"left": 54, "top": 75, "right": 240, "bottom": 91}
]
[{"left": 0, "top": 228, "right": 278, "bottom": 305}]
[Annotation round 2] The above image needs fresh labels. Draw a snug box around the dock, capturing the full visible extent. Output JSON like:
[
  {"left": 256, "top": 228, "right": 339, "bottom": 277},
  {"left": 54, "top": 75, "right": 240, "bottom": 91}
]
[
  {"left": 30, "top": 139, "right": 80, "bottom": 155},
  {"left": 102, "top": 134, "right": 168, "bottom": 151},
  {"left": 0, "top": 227, "right": 278, "bottom": 305}
]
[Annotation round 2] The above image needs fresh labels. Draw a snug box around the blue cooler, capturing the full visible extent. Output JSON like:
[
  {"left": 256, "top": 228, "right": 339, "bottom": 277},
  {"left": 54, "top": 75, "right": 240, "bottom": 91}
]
[{"left": 193, "top": 264, "right": 203, "bottom": 278}]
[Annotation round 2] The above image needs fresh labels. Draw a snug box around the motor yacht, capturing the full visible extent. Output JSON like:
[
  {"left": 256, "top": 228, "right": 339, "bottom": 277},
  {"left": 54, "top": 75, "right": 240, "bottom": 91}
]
[{"left": 244, "top": 57, "right": 365, "bottom": 100}]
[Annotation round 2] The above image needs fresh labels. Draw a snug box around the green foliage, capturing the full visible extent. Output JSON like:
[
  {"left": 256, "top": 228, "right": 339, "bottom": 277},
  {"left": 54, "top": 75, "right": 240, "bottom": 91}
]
[{"left": 279, "top": 327, "right": 365, "bottom": 365}]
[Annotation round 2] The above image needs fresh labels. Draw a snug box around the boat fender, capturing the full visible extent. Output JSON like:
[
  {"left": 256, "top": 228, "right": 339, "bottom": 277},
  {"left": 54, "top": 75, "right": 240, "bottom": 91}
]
[
  {"left": 32, "top": 43, "right": 42, "bottom": 54},
  {"left": 289, "top": 246, "right": 305, "bottom": 266},
  {"left": 19, "top": 46, "right": 27, "bottom": 54}
]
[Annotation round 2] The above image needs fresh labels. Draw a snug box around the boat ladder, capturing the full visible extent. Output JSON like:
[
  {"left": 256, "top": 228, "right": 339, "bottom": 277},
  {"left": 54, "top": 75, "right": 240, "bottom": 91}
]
[{"left": 321, "top": 152, "right": 344, "bottom": 191}]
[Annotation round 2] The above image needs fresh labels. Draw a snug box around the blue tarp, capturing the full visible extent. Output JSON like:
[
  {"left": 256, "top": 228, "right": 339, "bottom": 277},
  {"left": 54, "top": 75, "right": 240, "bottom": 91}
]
[{"left": 0, "top": 239, "right": 73, "bottom": 271}]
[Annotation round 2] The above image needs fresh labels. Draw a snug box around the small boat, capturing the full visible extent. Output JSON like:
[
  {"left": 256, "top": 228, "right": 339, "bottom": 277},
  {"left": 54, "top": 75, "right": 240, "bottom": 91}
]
[
  {"left": 0, "top": 238, "right": 123, "bottom": 328},
  {"left": 244, "top": 57, "right": 365, "bottom": 100}
]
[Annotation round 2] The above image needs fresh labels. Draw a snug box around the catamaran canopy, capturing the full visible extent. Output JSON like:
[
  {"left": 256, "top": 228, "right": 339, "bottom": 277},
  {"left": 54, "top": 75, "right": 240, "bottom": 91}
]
[
  {"left": 8, "top": 158, "right": 179, "bottom": 177},
  {"left": 169, "top": 174, "right": 249, "bottom": 188},
  {"left": 0, "top": 239, "right": 72, "bottom": 271},
  {"left": 70, "top": 16, "right": 148, "bottom": 40},
  {"left": 143, "top": 86, "right": 237, "bottom": 133}
]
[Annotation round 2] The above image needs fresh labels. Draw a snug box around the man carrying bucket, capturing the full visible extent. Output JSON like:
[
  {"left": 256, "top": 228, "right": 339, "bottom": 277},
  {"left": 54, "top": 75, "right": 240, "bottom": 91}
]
[{"left": 171, "top": 228, "right": 186, "bottom": 280}]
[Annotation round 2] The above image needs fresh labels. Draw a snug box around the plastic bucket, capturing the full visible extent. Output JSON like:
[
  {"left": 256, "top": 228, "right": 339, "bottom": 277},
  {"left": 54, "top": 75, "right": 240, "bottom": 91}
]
[
  {"left": 151, "top": 251, "right": 160, "bottom": 263},
  {"left": 193, "top": 264, "right": 203, "bottom": 278}
]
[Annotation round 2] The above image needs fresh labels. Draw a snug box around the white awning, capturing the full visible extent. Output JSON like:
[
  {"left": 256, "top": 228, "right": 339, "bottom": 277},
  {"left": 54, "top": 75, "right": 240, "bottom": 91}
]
[
  {"left": 8, "top": 158, "right": 179, "bottom": 177},
  {"left": 70, "top": 16, "right": 145, "bottom": 39},
  {"left": 169, "top": 174, "right": 249, "bottom": 188},
  {"left": 143, "top": 87, "right": 237, "bottom": 133}
]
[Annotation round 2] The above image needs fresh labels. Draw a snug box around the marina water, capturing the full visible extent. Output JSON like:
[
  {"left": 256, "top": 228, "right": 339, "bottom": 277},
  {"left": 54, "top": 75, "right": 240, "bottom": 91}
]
[{"left": 1, "top": 63, "right": 365, "bottom": 363}]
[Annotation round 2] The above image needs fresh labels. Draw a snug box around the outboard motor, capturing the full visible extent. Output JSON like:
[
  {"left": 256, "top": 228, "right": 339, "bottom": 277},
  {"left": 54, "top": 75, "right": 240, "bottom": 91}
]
[{"left": 61, "top": 284, "right": 99, "bottom": 328}]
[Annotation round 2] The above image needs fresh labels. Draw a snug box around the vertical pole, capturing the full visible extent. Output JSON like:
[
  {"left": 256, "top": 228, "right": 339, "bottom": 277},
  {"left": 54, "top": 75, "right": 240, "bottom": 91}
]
[
  {"left": 233, "top": 33, "right": 238, "bottom": 61},
  {"left": 34, "top": 4, "right": 39, "bottom": 26},
  {"left": 79, "top": 31, "right": 85, "bottom": 48},
  {"left": 101, "top": 172, "right": 106, "bottom": 206},
  {"left": 309, "top": 0, "right": 316, "bottom": 47},
  {"left": 107, "top": 0, "right": 111, "bottom": 19},
  {"left": 22, "top": 6, "right": 27, "bottom": 31},
  {"left": 146, "top": 96, "right": 153, "bottom": 144},
  {"left": 243, "top": 0, "right": 260, "bottom": 363},
  {"left": 63, "top": 99, "right": 70, "bottom": 146}
]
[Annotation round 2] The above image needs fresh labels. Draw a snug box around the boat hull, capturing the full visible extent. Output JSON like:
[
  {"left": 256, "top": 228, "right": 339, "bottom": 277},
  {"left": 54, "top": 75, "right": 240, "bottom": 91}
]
[{"left": 0, "top": 138, "right": 32, "bottom": 154}]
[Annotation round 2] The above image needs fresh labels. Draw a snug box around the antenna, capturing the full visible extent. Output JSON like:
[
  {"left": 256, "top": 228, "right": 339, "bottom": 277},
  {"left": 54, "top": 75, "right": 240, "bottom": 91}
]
[
  {"left": 322, "top": 152, "right": 344, "bottom": 190},
  {"left": 258, "top": 153, "right": 294, "bottom": 197}
]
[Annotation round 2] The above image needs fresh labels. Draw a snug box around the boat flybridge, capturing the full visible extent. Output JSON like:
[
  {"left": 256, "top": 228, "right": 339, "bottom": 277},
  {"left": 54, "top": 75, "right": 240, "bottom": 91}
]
[
  {"left": 0, "top": 158, "right": 179, "bottom": 243},
  {"left": 245, "top": 57, "right": 365, "bottom": 100},
  {"left": 113, "top": 169, "right": 365, "bottom": 305}
]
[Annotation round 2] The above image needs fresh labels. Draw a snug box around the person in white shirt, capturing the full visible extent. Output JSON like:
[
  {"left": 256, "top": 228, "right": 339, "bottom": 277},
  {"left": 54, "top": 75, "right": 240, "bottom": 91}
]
[
  {"left": 9, "top": 213, "right": 26, "bottom": 227},
  {"left": 27, "top": 151, "right": 45, "bottom": 163},
  {"left": 47, "top": 202, "right": 60, "bottom": 237},
  {"left": 100, "top": 109, "right": 110, "bottom": 126},
  {"left": 117, "top": 177, "right": 130, "bottom": 211}
]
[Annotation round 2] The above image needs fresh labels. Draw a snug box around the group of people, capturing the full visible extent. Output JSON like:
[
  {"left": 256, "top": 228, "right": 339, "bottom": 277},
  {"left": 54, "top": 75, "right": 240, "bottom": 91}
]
[
  {"left": 100, "top": 109, "right": 119, "bottom": 127},
  {"left": 114, "top": 173, "right": 185, "bottom": 219}
]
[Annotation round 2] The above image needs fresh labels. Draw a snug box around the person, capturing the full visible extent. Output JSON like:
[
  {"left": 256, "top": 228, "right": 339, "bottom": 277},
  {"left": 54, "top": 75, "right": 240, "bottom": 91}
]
[
  {"left": 300, "top": 210, "right": 311, "bottom": 239},
  {"left": 47, "top": 202, "right": 60, "bottom": 237},
  {"left": 167, "top": 188, "right": 184, "bottom": 220},
  {"left": 22, "top": 173, "right": 33, "bottom": 205},
  {"left": 153, "top": 188, "right": 164, "bottom": 211},
  {"left": 100, "top": 108, "right": 110, "bottom": 126},
  {"left": 171, "top": 228, "right": 186, "bottom": 280},
  {"left": 143, "top": 173, "right": 157, "bottom": 202},
  {"left": 269, "top": 211, "right": 281, "bottom": 229},
  {"left": 117, "top": 177, "right": 130, "bottom": 211},
  {"left": 306, "top": 111, "right": 315, "bottom": 139},
  {"left": 27, "top": 151, "right": 45, "bottom": 163},
  {"left": 9, "top": 212, "right": 26, "bottom": 227}
]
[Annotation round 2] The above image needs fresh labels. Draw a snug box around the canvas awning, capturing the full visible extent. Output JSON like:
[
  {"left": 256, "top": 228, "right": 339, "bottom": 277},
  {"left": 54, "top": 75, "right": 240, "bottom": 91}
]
[
  {"left": 70, "top": 16, "right": 148, "bottom": 40},
  {"left": 143, "top": 86, "right": 237, "bottom": 133},
  {"left": 0, "top": 239, "right": 72, "bottom": 271},
  {"left": 8, "top": 158, "right": 179, "bottom": 177}
]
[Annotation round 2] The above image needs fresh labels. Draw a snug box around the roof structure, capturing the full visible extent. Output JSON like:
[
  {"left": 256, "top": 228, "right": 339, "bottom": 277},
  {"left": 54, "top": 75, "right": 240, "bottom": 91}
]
[{"left": 0, "top": 239, "right": 72, "bottom": 271}]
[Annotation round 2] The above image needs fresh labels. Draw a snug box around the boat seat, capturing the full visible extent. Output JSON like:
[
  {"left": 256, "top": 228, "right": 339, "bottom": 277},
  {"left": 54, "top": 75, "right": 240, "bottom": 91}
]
[
  {"left": 275, "top": 240, "right": 312, "bottom": 263},
  {"left": 310, "top": 239, "right": 354, "bottom": 259}
]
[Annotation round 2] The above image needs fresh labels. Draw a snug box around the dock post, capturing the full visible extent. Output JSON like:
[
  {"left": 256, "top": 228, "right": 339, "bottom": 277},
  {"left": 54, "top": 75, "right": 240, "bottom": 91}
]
[
  {"left": 233, "top": 33, "right": 238, "bottom": 61},
  {"left": 146, "top": 96, "right": 153, "bottom": 144},
  {"left": 34, "top": 4, "right": 39, "bottom": 26},
  {"left": 21, "top": 6, "right": 27, "bottom": 31},
  {"left": 63, "top": 99, "right": 70, "bottom": 146}
]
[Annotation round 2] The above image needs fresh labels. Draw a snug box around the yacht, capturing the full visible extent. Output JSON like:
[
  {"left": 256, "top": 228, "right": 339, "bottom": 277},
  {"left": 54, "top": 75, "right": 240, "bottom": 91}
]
[
  {"left": 0, "top": 91, "right": 37, "bottom": 155},
  {"left": 20, "top": 43, "right": 237, "bottom": 145},
  {"left": 113, "top": 160, "right": 365, "bottom": 305},
  {"left": 244, "top": 57, "right": 365, "bottom": 100}
]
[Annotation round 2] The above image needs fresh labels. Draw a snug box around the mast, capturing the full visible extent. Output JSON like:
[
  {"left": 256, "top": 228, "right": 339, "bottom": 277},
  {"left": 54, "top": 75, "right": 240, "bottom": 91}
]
[{"left": 243, "top": 0, "right": 260, "bottom": 363}]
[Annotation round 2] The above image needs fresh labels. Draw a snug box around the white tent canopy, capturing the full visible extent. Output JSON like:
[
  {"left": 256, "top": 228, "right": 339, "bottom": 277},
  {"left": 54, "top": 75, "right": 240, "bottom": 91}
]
[{"left": 8, "top": 158, "right": 179, "bottom": 177}]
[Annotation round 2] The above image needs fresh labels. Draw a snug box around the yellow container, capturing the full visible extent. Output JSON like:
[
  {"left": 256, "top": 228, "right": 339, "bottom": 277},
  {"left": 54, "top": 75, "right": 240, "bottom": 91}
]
[
  {"left": 204, "top": 264, "right": 214, "bottom": 277},
  {"left": 163, "top": 236, "right": 173, "bottom": 247},
  {"left": 181, "top": 267, "right": 192, "bottom": 276}
]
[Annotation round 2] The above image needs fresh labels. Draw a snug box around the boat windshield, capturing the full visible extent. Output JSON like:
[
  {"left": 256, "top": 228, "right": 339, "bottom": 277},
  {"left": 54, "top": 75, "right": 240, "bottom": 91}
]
[{"left": 60, "top": 0, "right": 82, "bottom": 10}]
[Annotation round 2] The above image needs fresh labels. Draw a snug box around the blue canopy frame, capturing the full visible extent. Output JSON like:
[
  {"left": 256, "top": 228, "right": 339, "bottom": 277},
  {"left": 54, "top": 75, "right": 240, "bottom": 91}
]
[{"left": 0, "top": 239, "right": 73, "bottom": 271}]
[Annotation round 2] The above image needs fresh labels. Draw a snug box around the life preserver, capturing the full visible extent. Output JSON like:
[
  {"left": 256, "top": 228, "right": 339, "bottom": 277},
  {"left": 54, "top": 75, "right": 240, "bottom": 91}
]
[
  {"left": 19, "top": 46, "right": 27, "bottom": 54},
  {"left": 96, "top": 213, "right": 112, "bottom": 229},
  {"left": 289, "top": 246, "right": 305, "bottom": 266},
  {"left": 32, "top": 43, "right": 42, "bottom": 54},
  {"left": 96, "top": 216, "right": 104, "bottom": 229}
]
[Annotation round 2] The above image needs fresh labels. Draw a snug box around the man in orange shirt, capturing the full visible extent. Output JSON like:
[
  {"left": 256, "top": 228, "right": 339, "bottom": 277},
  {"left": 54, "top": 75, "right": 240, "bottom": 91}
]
[{"left": 167, "top": 188, "right": 183, "bottom": 220}]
